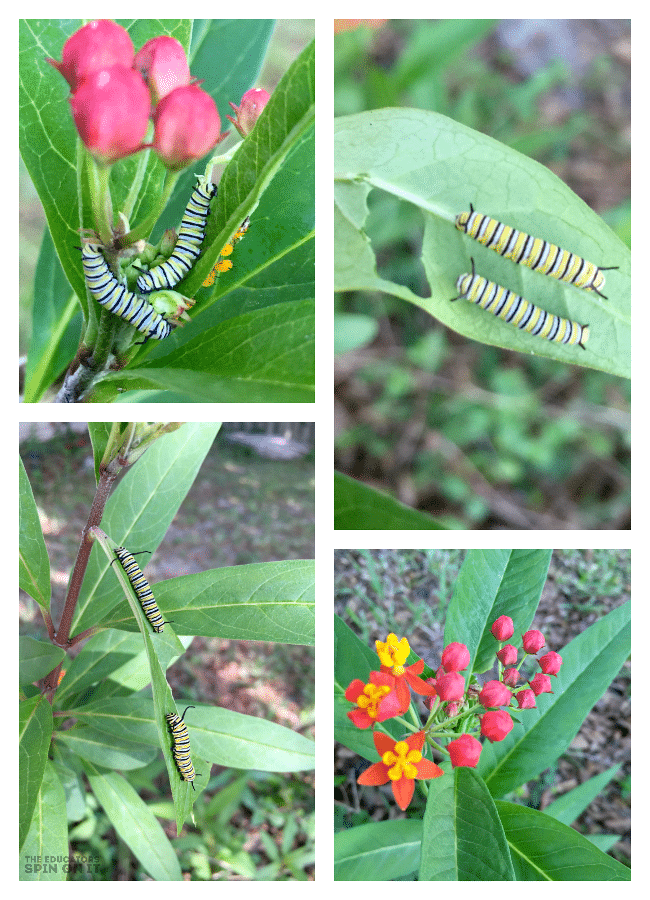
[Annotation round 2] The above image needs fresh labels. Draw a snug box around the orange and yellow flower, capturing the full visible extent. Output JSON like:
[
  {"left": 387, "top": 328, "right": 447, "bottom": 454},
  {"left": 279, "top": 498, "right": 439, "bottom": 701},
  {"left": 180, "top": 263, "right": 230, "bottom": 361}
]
[{"left": 358, "top": 730, "right": 444, "bottom": 810}]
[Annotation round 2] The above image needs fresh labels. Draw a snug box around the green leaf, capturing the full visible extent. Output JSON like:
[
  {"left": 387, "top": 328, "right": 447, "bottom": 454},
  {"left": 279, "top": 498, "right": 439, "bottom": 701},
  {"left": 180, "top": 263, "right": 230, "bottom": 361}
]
[
  {"left": 20, "top": 696, "right": 53, "bottom": 851},
  {"left": 334, "top": 471, "right": 446, "bottom": 529},
  {"left": 85, "top": 767, "right": 182, "bottom": 880},
  {"left": 334, "top": 108, "right": 630, "bottom": 376},
  {"left": 420, "top": 767, "right": 516, "bottom": 880},
  {"left": 335, "top": 819, "right": 423, "bottom": 881},
  {"left": 108, "top": 559, "right": 315, "bottom": 644},
  {"left": 94, "top": 299, "right": 315, "bottom": 403},
  {"left": 495, "top": 801, "right": 630, "bottom": 880},
  {"left": 19, "top": 459, "right": 51, "bottom": 606}
]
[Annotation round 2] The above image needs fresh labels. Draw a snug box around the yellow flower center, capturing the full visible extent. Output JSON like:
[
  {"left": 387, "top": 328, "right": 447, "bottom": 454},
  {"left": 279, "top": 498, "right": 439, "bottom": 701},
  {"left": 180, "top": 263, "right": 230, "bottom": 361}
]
[
  {"left": 382, "top": 740, "right": 422, "bottom": 781},
  {"left": 356, "top": 682, "right": 391, "bottom": 719},
  {"left": 375, "top": 633, "right": 410, "bottom": 675}
]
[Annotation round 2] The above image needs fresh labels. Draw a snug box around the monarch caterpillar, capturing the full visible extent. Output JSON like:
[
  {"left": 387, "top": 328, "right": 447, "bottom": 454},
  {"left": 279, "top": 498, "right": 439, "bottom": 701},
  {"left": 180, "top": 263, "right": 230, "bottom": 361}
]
[
  {"left": 81, "top": 244, "right": 172, "bottom": 340},
  {"left": 453, "top": 258, "right": 589, "bottom": 350},
  {"left": 136, "top": 179, "right": 218, "bottom": 294},
  {"left": 202, "top": 215, "right": 251, "bottom": 287},
  {"left": 455, "top": 204, "right": 617, "bottom": 299},
  {"left": 165, "top": 706, "right": 201, "bottom": 790},
  {"left": 113, "top": 546, "right": 169, "bottom": 632}
]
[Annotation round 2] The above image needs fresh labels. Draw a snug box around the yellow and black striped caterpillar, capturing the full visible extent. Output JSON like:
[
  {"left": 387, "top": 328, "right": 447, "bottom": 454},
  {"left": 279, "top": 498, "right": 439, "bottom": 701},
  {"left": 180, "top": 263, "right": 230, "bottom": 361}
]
[
  {"left": 166, "top": 706, "right": 201, "bottom": 790},
  {"left": 81, "top": 244, "right": 173, "bottom": 341},
  {"left": 137, "top": 178, "right": 218, "bottom": 294},
  {"left": 455, "top": 205, "right": 616, "bottom": 299},
  {"left": 113, "top": 546, "right": 168, "bottom": 632},
  {"left": 453, "top": 259, "right": 589, "bottom": 350}
]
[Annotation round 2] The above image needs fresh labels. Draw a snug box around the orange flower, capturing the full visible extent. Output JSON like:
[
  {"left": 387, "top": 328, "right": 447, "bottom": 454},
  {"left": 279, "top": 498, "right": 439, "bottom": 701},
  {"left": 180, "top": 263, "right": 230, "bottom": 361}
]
[
  {"left": 358, "top": 730, "right": 444, "bottom": 810},
  {"left": 375, "top": 633, "right": 437, "bottom": 712}
]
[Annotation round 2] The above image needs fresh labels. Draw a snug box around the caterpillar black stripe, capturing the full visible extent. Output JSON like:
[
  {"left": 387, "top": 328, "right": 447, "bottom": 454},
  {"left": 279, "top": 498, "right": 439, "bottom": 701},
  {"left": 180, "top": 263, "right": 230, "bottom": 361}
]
[
  {"left": 453, "top": 259, "right": 589, "bottom": 350},
  {"left": 137, "top": 179, "right": 218, "bottom": 294},
  {"left": 113, "top": 546, "right": 168, "bottom": 632},
  {"left": 81, "top": 244, "right": 172, "bottom": 340},
  {"left": 166, "top": 706, "right": 201, "bottom": 790},
  {"left": 455, "top": 204, "right": 617, "bottom": 299}
]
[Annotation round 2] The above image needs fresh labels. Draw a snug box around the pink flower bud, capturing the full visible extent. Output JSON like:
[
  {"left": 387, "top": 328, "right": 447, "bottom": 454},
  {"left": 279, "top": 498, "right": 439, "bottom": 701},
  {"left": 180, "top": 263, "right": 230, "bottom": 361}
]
[
  {"left": 528, "top": 673, "right": 553, "bottom": 696},
  {"left": 227, "top": 87, "right": 270, "bottom": 136},
  {"left": 496, "top": 643, "right": 518, "bottom": 666},
  {"left": 516, "top": 689, "right": 536, "bottom": 709},
  {"left": 47, "top": 19, "right": 134, "bottom": 92},
  {"left": 447, "top": 733, "right": 482, "bottom": 768},
  {"left": 134, "top": 36, "right": 190, "bottom": 105},
  {"left": 538, "top": 651, "right": 562, "bottom": 675},
  {"left": 502, "top": 667, "right": 520, "bottom": 687},
  {"left": 445, "top": 701, "right": 461, "bottom": 717},
  {"left": 478, "top": 679, "right": 512, "bottom": 708},
  {"left": 522, "top": 629, "right": 545, "bottom": 654},
  {"left": 441, "top": 642, "right": 470, "bottom": 672},
  {"left": 435, "top": 671, "right": 465, "bottom": 702},
  {"left": 69, "top": 65, "right": 150, "bottom": 163},
  {"left": 152, "top": 84, "right": 223, "bottom": 170},
  {"left": 491, "top": 615, "right": 514, "bottom": 641},
  {"left": 480, "top": 709, "right": 513, "bottom": 742},
  {"left": 424, "top": 678, "right": 438, "bottom": 711}
]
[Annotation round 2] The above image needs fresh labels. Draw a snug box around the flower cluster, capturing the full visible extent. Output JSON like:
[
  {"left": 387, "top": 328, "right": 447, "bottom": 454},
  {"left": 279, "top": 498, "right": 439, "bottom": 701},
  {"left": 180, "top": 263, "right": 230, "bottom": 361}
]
[
  {"left": 47, "top": 21, "right": 266, "bottom": 170},
  {"left": 344, "top": 618, "right": 563, "bottom": 810}
]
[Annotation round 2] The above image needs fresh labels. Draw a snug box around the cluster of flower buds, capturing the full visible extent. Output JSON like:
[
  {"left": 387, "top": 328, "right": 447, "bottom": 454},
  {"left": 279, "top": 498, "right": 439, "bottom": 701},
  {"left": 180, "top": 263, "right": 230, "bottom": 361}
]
[
  {"left": 47, "top": 21, "right": 267, "bottom": 170},
  {"left": 344, "top": 617, "right": 563, "bottom": 809}
]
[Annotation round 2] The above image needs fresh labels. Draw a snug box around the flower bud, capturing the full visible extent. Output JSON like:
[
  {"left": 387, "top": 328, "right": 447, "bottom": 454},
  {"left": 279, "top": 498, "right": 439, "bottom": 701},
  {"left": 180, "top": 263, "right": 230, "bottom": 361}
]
[
  {"left": 447, "top": 733, "right": 482, "bottom": 768},
  {"left": 538, "top": 651, "right": 562, "bottom": 676},
  {"left": 502, "top": 667, "right": 520, "bottom": 687},
  {"left": 435, "top": 671, "right": 465, "bottom": 702},
  {"left": 441, "top": 642, "right": 470, "bottom": 672},
  {"left": 478, "top": 679, "right": 512, "bottom": 708},
  {"left": 47, "top": 19, "right": 134, "bottom": 92},
  {"left": 480, "top": 709, "right": 513, "bottom": 742},
  {"left": 496, "top": 644, "right": 518, "bottom": 666},
  {"left": 491, "top": 615, "right": 514, "bottom": 641},
  {"left": 528, "top": 673, "right": 553, "bottom": 696},
  {"left": 227, "top": 87, "right": 270, "bottom": 136},
  {"left": 515, "top": 689, "right": 536, "bottom": 709},
  {"left": 134, "top": 36, "right": 190, "bottom": 105},
  {"left": 152, "top": 84, "right": 223, "bottom": 170},
  {"left": 522, "top": 629, "right": 545, "bottom": 654},
  {"left": 69, "top": 65, "right": 150, "bottom": 163}
]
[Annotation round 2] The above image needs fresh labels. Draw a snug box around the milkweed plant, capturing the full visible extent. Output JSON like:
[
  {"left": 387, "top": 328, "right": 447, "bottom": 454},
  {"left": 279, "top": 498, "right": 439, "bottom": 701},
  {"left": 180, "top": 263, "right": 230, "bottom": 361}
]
[
  {"left": 19, "top": 423, "right": 315, "bottom": 879},
  {"left": 19, "top": 19, "right": 315, "bottom": 403},
  {"left": 334, "top": 549, "right": 630, "bottom": 881}
]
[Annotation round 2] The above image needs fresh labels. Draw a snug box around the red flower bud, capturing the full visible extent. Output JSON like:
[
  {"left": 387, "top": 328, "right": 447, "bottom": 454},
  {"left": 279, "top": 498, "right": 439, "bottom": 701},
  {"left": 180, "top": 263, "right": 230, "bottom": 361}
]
[
  {"left": 502, "top": 667, "right": 520, "bottom": 687},
  {"left": 478, "top": 679, "right": 512, "bottom": 708},
  {"left": 480, "top": 709, "right": 513, "bottom": 742},
  {"left": 538, "top": 651, "right": 562, "bottom": 675},
  {"left": 528, "top": 673, "right": 553, "bottom": 696},
  {"left": 134, "top": 36, "right": 190, "bottom": 105},
  {"left": 515, "top": 689, "right": 536, "bottom": 709},
  {"left": 522, "top": 629, "right": 545, "bottom": 654},
  {"left": 441, "top": 642, "right": 470, "bottom": 672},
  {"left": 435, "top": 671, "right": 465, "bottom": 702},
  {"left": 69, "top": 65, "right": 150, "bottom": 163},
  {"left": 47, "top": 19, "right": 134, "bottom": 92},
  {"left": 152, "top": 84, "right": 223, "bottom": 170},
  {"left": 496, "top": 644, "right": 518, "bottom": 666},
  {"left": 227, "top": 87, "right": 270, "bottom": 136},
  {"left": 491, "top": 615, "right": 514, "bottom": 641},
  {"left": 447, "top": 733, "right": 482, "bottom": 768}
]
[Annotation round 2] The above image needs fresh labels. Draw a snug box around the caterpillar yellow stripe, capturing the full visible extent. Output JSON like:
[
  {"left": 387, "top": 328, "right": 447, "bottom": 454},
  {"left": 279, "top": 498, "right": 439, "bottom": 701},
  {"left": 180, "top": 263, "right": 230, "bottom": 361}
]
[
  {"left": 455, "top": 205, "right": 616, "bottom": 299},
  {"left": 453, "top": 259, "right": 589, "bottom": 350}
]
